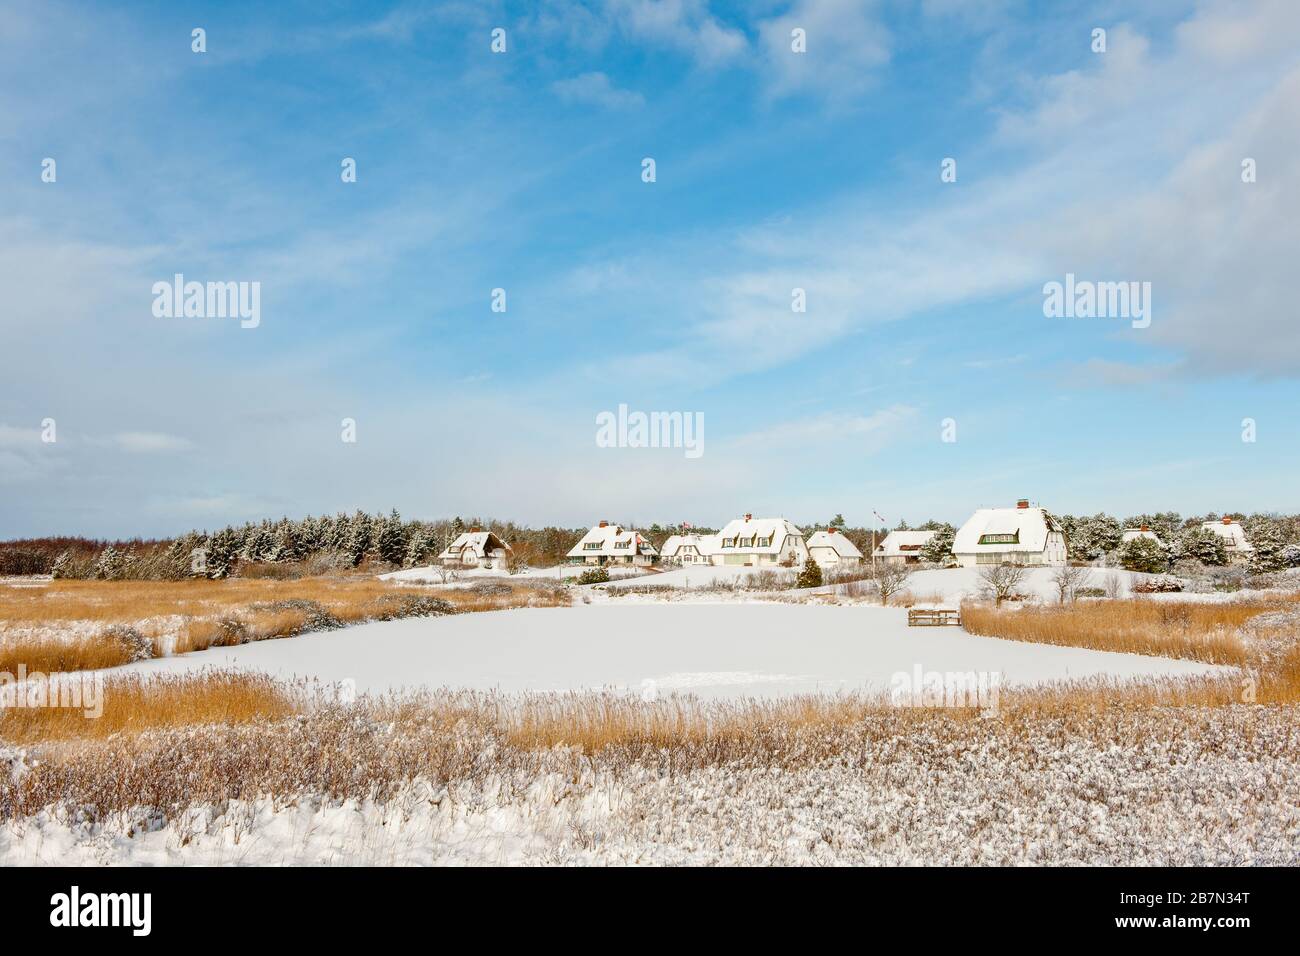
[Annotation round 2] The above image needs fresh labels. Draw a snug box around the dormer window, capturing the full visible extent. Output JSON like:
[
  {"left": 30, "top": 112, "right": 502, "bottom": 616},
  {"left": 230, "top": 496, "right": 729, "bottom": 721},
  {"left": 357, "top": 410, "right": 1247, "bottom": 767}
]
[{"left": 979, "top": 533, "right": 1018, "bottom": 545}]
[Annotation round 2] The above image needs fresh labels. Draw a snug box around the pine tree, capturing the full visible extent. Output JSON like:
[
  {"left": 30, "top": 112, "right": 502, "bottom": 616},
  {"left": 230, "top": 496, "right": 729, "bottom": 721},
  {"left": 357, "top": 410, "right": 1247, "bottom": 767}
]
[
  {"left": 1174, "top": 527, "right": 1228, "bottom": 567},
  {"left": 1249, "top": 524, "right": 1285, "bottom": 573},
  {"left": 205, "top": 527, "right": 239, "bottom": 579},
  {"left": 374, "top": 509, "right": 407, "bottom": 565},
  {"left": 795, "top": 555, "right": 823, "bottom": 589},
  {"left": 50, "top": 551, "right": 72, "bottom": 579},
  {"left": 920, "top": 525, "right": 955, "bottom": 564},
  {"left": 92, "top": 545, "right": 124, "bottom": 580},
  {"left": 1119, "top": 536, "right": 1166, "bottom": 573},
  {"left": 404, "top": 528, "right": 431, "bottom": 568}
]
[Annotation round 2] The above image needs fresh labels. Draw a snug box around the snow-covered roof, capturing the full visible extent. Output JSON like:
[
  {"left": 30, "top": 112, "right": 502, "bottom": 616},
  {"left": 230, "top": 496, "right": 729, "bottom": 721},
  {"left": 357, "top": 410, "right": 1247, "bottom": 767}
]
[
  {"left": 566, "top": 524, "right": 659, "bottom": 558},
  {"left": 659, "top": 533, "right": 717, "bottom": 557},
  {"left": 438, "top": 531, "right": 510, "bottom": 560},
  {"left": 807, "top": 529, "right": 863, "bottom": 558},
  {"left": 715, "top": 516, "right": 804, "bottom": 554},
  {"left": 1201, "top": 519, "right": 1252, "bottom": 551},
  {"left": 1121, "top": 528, "right": 1162, "bottom": 545},
  {"left": 873, "top": 530, "right": 936, "bottom": 557},
  {"left": 953, "top": 505, "right": 1062, "bottom": 555}
]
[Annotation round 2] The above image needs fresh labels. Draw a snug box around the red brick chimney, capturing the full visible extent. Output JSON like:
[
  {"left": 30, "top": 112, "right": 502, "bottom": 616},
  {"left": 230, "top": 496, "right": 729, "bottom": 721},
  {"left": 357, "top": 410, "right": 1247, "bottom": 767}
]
[
  {"left": 598, "top": 520, "right": 608, "bottom": 528},
  {"left": 744, "top": 513, "right": 752, "bottom": 522},
  {"left": 826, "top": 527, "right": 836, "bottom": 534},
  {"left": 1016, "top": 499, "right": 1029, "bottom": 509},
  {"left": 470, "top": 527, "right": 481, "bottom": 533},
  {"left": 1140, "top": 524, "right": 1149, "bottom": 532},
  {"left": 1222, "top": 516, "right": 1232, "bottom": 525}
]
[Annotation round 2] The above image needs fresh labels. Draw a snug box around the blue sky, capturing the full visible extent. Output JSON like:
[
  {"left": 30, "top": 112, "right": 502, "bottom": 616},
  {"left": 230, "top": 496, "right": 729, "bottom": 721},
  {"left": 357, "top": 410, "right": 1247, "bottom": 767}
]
[{"left": 2, "top": 0, "right": 1299, "bottom": 537}]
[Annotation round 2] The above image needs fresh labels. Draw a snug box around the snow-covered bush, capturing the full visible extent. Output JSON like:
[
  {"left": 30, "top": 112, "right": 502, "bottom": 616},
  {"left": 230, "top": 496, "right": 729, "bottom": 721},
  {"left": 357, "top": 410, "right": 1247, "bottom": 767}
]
[{"left": 577, "top": 567, "right": 610, "bottom": 585}]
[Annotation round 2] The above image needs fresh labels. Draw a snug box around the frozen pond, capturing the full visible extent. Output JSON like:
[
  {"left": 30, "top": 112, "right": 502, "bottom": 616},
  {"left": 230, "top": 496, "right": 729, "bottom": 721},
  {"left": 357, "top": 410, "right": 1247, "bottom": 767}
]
[{"left": 118, "top": 603, "right": 1229, "bottom": 699}]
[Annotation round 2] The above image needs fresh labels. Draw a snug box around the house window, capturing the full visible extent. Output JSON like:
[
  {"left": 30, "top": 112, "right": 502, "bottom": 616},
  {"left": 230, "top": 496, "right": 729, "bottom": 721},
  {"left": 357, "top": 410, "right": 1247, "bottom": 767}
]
[
  {"left": 583, "top": 542, "right": 601, "bottom": 550},
  {"left": 978, "top": 533, "right": 1018, "bottom": 544},
  {"left": 722, "top": 538, "right": 735, "bottom": 548},
  {"left": 757, "top": 537, "right": 770, "bottom": 547}
]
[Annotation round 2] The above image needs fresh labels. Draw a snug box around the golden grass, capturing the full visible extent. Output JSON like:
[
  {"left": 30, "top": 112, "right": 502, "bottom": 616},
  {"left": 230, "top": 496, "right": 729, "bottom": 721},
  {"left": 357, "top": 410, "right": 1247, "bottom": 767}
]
[
  {"left": 0, "top": 634, "right": 136, "bottom": 674},
  {"left": 0, "top": 577, "right": 571, "bottom": 673},
  {"left": 0, "top": 577, "right": 441, "bottom": 624},
  {"left": 956, "top": 597, "right": 1293, "bottom": 666},
  {"left": 0, "top": 671, "right": 299, "bottom": 744}
]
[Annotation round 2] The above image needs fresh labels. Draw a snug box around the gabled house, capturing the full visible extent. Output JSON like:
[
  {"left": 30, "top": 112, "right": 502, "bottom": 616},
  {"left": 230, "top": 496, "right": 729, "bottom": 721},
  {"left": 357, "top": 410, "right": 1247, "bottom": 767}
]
[
  {"left": 952, "top": 499, "right": 1067, "bottom": 567},
  {"left": 566, "top": 521, "right": 659, "bottom": 566},
  {"left": 1121, "top": 525, "right": 1163, "bottom": 547},
  {"left": 659, "top": 533, "right": 715, "bottom": 566},
  {"left": 439, "top": 529, "right": 512, "bottom": 569},
  {"left": 711, "top": 514, "right": 808, "bottom": 567},
  {"left": 873, "top": 529, "right": 936, "bottom": 566},
  {"left": 1201, "top": 516, "right": 1253, "bottom": 563},
  {"left": 807, "top": 528, "right": 863, "bottom": 567}
]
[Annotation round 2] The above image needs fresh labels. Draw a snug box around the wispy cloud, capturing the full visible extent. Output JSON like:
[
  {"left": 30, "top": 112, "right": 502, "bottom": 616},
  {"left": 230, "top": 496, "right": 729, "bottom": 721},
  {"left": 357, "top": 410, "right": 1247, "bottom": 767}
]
[{"left": 552, "top": 71, "right": 645, "bottom": 109}]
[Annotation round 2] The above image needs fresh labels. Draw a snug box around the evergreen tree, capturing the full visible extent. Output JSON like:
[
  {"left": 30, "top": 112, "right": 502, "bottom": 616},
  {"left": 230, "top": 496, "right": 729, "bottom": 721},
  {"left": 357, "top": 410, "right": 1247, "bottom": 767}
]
[
  {"left": 374, "top": 509, "right": 407, "bottom": 565},
  {"left": 920, "top": 525, "right": 955, "bottom": 564},
  {"left": 1173, "top": 527, "right": 1228, "bottom": 566},
  {"left": 205, "top": 527, "right": 239, "bottom": 578},
  {"left": 404, "top": 527, "right": 431, "bottom": 568},
  {"left": 1248, "top": 524, "right": 1286, "bottom": 573},
  {"left": 795, "top": 555, "right": 823, "bottom": 588},
  {"left": 1118, "top": 536, "right": 1166, "bottom": 573},
  {"left": 50, "top": 551, "right": 72, "bottom": 579}
]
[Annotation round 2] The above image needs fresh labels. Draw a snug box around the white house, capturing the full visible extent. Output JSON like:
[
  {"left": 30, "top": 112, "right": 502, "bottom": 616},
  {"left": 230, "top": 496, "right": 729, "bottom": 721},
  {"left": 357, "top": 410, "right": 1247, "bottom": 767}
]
[
  {"left": 1201, "top": 517, "right": 1253, "bottom": 563},
  {"left": 439, "top": 529, "right": 512, "bottom": 569},
  {"left": 566, "top": 521, "right": 659, "bottom": 566},
  {"left": 1121, "top": 525, "right": 1163, "bottom": 547},
  {"left": 952, "top": 499, "right": 1067, "bottom": 567},
  {"left": 659, "top": 533, "right": 715, "bottom": 565},
  {"left": 873, "top": 529, "right": 936, "bottom": 566},
  {"left": 711, "top": 514, "right": 808, "bottom": 566},
  {"left": 806, "top": 528, "right": 863, "bottom": 567}
]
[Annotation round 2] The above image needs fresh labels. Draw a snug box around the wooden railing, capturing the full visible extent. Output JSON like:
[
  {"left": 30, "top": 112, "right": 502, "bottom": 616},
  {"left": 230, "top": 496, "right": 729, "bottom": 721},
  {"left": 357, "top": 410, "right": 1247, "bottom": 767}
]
[{"left": 907, "top": 608, "right": 962, "bottom": 627}]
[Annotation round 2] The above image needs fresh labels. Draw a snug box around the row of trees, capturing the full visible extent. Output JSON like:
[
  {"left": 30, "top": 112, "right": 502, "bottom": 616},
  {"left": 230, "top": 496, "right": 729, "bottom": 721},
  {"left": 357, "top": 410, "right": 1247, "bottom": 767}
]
[{"left": 9, "top": 508, "right": 1300, "bottom": 582}]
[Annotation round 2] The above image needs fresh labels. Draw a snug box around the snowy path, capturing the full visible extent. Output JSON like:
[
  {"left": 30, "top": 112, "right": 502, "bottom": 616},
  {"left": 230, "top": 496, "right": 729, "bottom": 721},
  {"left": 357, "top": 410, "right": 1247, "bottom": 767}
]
[{"left": 118, "top": 604, "right": 1227, "bottom": 699}]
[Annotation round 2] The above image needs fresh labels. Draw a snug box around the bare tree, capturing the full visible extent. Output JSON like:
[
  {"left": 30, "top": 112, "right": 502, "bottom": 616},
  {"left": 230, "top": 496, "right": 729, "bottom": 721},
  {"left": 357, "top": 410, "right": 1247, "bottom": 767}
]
[
  {"left": 978, "top": 563, "right": 1027, "bottom": 607},
  {"left": 873, "top": 562, "right": 913, "bottom": 606},
  {"left": 1050, "top": 564, "right": 1093, "bottom": 604},
  {"left": 1104, "top": 571, "right": 1125, "bottom": 600},
  {"left": 435, "top": 564, "right": 460, "bottom": 584}
]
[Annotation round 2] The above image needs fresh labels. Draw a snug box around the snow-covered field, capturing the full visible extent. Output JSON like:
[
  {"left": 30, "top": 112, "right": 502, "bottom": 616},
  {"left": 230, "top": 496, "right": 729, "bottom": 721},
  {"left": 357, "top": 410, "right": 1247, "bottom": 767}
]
[
  {"left": 117, "top": 603, "right": 1226, "bottom": 698},
  {"left": 380, "top": 563, "right": 651, "bottom": 585},
  {"left": 5, "top": 703, "right": 1295, "bottom": 865}
]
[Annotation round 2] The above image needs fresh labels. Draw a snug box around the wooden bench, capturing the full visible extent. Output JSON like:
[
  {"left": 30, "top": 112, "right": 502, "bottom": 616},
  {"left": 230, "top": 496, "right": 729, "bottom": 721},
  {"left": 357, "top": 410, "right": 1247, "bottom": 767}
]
[{"left": 907, "top": 608, "right": 961, "bottom": 627}]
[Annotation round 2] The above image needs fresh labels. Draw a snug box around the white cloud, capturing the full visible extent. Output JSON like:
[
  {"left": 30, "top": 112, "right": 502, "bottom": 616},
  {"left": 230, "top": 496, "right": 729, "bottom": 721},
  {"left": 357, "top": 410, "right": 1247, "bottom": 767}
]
[
  {"left": 108, "top": 432, "right": 194, "bottom": 453},
  {"left": 552, "top": 71, "right": 645, "bottom": 109},
  {"left": 756, "top": 0, "right": 891, "bottom": 103}
]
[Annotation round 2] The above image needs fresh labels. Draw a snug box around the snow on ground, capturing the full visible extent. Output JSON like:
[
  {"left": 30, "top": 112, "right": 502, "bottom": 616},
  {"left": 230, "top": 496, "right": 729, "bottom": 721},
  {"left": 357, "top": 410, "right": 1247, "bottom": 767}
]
[
  {"left": 379, "top": 563, "right": 650, "bottom": 585},
  {"left": 6, "top": 704, "right": 1296, "bottom": 865},
  {"left": 118, "top": 603, "right": 1226, "bottom": 698}
]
